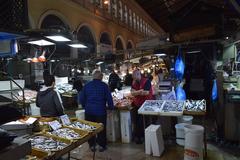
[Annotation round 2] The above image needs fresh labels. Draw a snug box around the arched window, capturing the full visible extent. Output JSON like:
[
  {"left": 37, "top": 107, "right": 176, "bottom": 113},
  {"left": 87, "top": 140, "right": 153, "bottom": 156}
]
[
  {"left": 77, "top": 25, "right": 96, "bottom": 59},
  {"left": 129, "top": 9, "right": 132, "bottom": 28},
  {"left": 140, "top": 18, "right": 142, "bottom": 33},
  {"left": 124, "top": 5, "right": 128, "bottom": 24},
  {"left": 40, "top": 14, "right": 71, "bottom": 76},
  {"left": 127, "top": 41, "right": 134, "bottom": 59},
  {"left": 100, "top": 32, "right": 112, "bottom": 55},
  {"left": 133, "top": 12, "right": 136, "bottom": 30},
  {"left": 115, "top": 37, "right": 125, "bottom": 61},
  {"left": 40, "top": 14, "right": 70, "bottom": 59},
  {"left": 116, "top": 38, "right": 124, "bottom": 51},
  {"left": 111, "top": 0, "right": 117, "bottom": 18},
  {"left": 118, "top": 1, "right": 123, "bottom": 21},
  {"left": 136, "top": 15, "right": 139, "bottom": 32}
]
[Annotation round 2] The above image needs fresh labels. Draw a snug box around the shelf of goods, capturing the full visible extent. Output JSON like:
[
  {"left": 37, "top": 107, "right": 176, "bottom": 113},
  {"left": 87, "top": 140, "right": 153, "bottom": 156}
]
[
  {"left": 23, "top": 117, "right": 103, "bottom": 160},
  {"left": 138, "top": 100, "right": 206, "bottom": 116}
]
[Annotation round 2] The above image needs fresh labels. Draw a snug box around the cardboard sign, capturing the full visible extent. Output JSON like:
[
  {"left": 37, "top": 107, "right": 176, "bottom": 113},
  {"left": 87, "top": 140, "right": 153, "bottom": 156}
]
[
  {"left": 49, "top": 120, "right": 62, "bottom": 130},
  {"left": 60, "top": 114, "right": 71, "bottom": 125},
  {"left": 25, "top": 117, "right": 37, "bottom": 124}
]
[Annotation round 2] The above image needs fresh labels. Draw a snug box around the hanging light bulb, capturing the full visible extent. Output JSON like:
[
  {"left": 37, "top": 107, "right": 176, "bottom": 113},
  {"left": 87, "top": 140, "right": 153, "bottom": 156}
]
[
  {"left": 104, "top": 0, "right": 109, "bottom": 5},
  {"left": 31, "top": 49, "right": 39, "bottom": 63},
  {"left": 32, "top": 57, "right": 39, "bottom": 63},
  {"left": 38, "top": 49, "right": 46, "bottom": 62}
]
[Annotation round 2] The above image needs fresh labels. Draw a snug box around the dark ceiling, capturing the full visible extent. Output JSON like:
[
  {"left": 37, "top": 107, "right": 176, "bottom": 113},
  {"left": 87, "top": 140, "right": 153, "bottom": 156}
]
[{"left": 136, "top": 0, "right": 240, "bottom": 41}]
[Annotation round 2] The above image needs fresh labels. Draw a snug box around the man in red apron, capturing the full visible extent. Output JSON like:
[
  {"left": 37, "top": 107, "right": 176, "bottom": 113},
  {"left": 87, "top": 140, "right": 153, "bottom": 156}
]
[{"left": 131, "top": 69, "right": 154, "bottom": 144}]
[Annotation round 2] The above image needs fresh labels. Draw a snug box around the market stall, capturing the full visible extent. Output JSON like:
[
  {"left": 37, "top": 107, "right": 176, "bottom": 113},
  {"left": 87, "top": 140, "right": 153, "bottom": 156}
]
[
  {"left": 138, "top": 99, "right": 207, "bottom": 157},
  {"left": 0, "top": 115, "right": 103, "bottom": 160}
]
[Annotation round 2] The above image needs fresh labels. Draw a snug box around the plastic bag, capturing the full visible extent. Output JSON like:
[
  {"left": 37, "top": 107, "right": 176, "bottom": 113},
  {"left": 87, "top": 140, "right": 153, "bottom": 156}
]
[
  {"left": 175, "top": 50, "right": 185, "bottom": 80},
  {"left": 212, "top": 79, "right": 218, "bottom": 101},
  {"left": 175, "top": 85, "right": 186, "bottom": 100}
]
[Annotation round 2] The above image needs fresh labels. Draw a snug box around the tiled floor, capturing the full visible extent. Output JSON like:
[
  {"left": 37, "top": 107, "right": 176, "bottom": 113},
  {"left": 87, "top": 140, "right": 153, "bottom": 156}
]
[
  {"left": 67, "top": 142, "right": 240, "bottom": 160},
  {"left": 64, "top": 109, "right": 240, "bottom": 160}
]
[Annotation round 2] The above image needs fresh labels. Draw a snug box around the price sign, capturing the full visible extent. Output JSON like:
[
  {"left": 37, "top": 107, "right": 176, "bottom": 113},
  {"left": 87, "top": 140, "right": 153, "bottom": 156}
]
[
  {"left": 60, "top": 114, "right": 71, "bottom": 125},
  {"left": 49, "top": 120, "right": 62, "bottom": 130}
]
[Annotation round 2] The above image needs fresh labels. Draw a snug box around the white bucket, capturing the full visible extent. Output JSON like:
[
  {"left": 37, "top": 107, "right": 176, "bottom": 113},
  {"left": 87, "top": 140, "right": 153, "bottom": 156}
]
[
  {"left": 177, "top": 116, "right": 193, "bottom": 124},
  {"left": 175, "top": 123, "right": 188, "bottom": 146},
  {"left": 184, "top": 125, "right": 204, "bottom": 160},
  {"left": 75, "top": 110, "right": 85, "bottom": 120}
]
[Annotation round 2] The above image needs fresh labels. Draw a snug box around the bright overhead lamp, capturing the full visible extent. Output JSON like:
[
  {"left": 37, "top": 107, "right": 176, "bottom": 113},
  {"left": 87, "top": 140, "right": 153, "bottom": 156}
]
[
  {"left": 28, "top": 39, "right": 55, "bottom": 46},
  {"left": 68, "top": 44, "right": 87, "bottom": 48},
  {"left": 186, "top": 50, "right": 201, "bottom": 54},
  {"left": 45, "top": 35, "right": 71, "bottom": 42},
  {"left": 96, "top": 61, "right": 104, "bottom": 65},
  {"left": 104, "top": 0, "right": 109, "bottom": 5},
  {"left": 155, "top": 53, "right": 166, "bottom": 57}
]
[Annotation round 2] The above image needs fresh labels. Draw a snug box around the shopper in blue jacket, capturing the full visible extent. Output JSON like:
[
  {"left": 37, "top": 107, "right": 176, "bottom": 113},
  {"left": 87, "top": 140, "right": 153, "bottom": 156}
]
[{"left": 79, "top": 69, "right": 114, "bottom": 152}]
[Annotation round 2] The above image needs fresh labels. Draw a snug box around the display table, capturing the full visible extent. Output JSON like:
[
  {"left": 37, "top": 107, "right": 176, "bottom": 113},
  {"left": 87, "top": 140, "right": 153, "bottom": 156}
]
[
  {"left": 22, "top": 117, "right": 104, "bottom": 160},
  {"left": 138, "top": 100, "right": 207, "bottom": 159}
]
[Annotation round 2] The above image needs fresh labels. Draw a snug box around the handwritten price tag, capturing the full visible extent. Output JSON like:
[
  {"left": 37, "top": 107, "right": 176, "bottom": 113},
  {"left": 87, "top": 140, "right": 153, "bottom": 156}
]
[
  {"left": 60, "top": 114, "right": 71, "bottom": 125},
  {"left": 49, "top": 120, "right": 62, "bottom": 130}
]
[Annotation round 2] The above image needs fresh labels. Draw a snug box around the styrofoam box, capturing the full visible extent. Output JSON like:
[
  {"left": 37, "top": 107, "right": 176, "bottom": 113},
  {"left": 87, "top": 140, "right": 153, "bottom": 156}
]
[
  {"left": 145, "top": 124, "right": 164, "bottom": 157},
  {"left": 0, "top": 80, "right": 25, "bottom": 91},
  {"left": 1, "top": 122, "right": 33, "bottom": 136},
  {"left": 75, "top": 110, "right": 85, "bottom": 120},
  {"left": 30, "top": 103, "right": 40, "bottom": 116},
  {"left": 107, "top": 110, "right": 120, "bottom": 142},
  {"left": 120, "top": 111, "right": 132, "bottom": 143}
]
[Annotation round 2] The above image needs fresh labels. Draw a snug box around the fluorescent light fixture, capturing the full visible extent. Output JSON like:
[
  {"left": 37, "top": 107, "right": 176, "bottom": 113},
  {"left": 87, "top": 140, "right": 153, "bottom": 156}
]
[
  {"left": 68, "top": 44, "right": 87, "bottom": 48},
  {"left": 23, "top": 58, "right": 32, "bottom": 61},
  {"left": 46, "top": 35, "right": 71, "bottom": 42},
  {"left": 155, "top": 53, "right": 166, "bottom": 57},
  {"left": 186, "top": 50, "right": 201, "bottom": 54},
  {"left": 28, "top": 39, "right": 55, "bottom": 46},
  {"left": 96, "top": 61, "right": 104, "bottom": 65}
]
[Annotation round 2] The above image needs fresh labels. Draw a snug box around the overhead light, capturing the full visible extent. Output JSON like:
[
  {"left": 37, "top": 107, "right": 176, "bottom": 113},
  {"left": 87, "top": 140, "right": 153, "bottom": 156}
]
[
  {"left": 104, "top": 0, "right": 109, "bottom": 5},
  {"left": 96, "top": 61, "right": 104, "bottom": 65},
  {"left": 155, "top": 53, "right": 166, "bottom": 57},
  {"left": 166, "top": 37, "right": 170, "bottom": 41},
  {"left": 186, "top": 50, "right": 201, "bottom": 54},
  {"left": 225, "top": 36, "right": 229, "bottom": 40},
  {"left": 45, "top": 35, "right": 71, "bottom": 42},
  {"left": 28, "top": 39, "right": 55, "bottom": 46},
  {"left": 50, "top": 60, "right": 56, "bottom": 62},
  {"left": 38, "top": 50, "right": 46, "bottom": 62},
  {"left": 32, "top": 57, "right": 39, "bottom": 63},
  {"left": 68, "top": 44, "right": 87, "bottom": 48},
  {"left": 23, "top": 58, "right": 32, "bottom": 62}
]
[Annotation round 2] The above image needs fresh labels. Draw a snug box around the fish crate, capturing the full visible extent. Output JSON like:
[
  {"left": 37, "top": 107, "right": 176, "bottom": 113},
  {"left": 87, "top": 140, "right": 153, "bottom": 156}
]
[
  {"left": 183, "top": 99, "right": 206, "bottom": 115},
  {"left": 68, "top": 118, "right": 104, "bottom": 135},
  {"left": 44, "top": 126, "right": 89, "bottom": 142},
  {"left": 28, "top": 132, "right": 73, "bottom": 157},
  {"left": 159, "top": 100, "right": 185, "bottom": 116}
]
